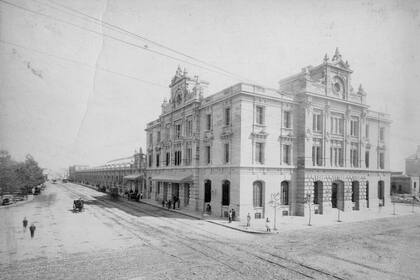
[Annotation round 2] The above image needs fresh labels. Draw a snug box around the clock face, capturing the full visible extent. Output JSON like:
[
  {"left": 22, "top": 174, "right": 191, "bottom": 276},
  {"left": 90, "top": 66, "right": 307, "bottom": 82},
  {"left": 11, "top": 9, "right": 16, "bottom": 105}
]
[{"left": 332, "top": 77, "right": 344, "bottom": 96}]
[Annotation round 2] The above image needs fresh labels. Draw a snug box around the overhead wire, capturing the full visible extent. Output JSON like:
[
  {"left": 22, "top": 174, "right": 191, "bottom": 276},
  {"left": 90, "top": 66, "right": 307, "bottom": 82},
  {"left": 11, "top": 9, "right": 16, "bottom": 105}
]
[
  {"left": 38, "top": 0, "right": 254, "bottom": 83},
  {"left": 0, "top": 0, "right": 258, "bottom": 84},
  {"left": 0, "top": 39, "right": 168, "bottom": 88}
]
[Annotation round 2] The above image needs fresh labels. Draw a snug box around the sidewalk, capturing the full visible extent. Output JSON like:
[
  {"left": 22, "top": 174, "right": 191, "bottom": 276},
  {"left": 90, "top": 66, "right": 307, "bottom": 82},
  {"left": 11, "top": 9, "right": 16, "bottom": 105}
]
[
  {"left": 77, "top": 183, "right": 419, "bottom": 234},
  {"left": 138, "top": 198, "right": 420, "bottom": 234}
]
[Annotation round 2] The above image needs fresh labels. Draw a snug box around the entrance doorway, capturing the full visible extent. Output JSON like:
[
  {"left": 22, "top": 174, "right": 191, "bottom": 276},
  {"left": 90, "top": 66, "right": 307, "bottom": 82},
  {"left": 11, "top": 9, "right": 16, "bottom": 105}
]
[
  {"left": 313, "top": 181, "right": 323, "bottom": 214},
  {"left": 331, "top": 181, "right": 344, "bottom": 210},
  {"left": 204, "top": 180, "right": 211, "bottom": 203},
  {"left": 352, "top": 181, "right": 360, "bottom": 210},
  {"left": 378, "top": 181, "right": 385, "bottom": 206}
]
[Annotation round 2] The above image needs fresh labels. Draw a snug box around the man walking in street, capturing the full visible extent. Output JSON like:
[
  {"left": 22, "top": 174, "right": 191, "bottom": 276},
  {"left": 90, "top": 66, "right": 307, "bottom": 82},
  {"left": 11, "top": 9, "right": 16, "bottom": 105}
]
[
  {"left": 228, "top": 209, "right": 232, "bottom": 223},
  {"left": 29, "top": 223, "right": 36, "bottom": 238},
  {"left": 22, "top": 217, "right": 28, "bottom": 231}
]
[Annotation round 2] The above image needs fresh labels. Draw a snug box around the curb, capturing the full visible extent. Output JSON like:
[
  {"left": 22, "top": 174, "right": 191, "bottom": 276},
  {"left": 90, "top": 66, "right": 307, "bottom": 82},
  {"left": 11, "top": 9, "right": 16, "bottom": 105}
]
[
  {"left": 76, "top": 183, "right": 278, "bottom": 234},
  {"left": 138, "top": 199, "right": 274, "bottom": 234}
]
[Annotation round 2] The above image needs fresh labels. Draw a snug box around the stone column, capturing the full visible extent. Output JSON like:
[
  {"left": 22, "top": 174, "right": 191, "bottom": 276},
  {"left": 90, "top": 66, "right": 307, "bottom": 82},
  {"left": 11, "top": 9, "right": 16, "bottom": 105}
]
[
  {"left": 359, "top": 180, "right": 367, "bottom": 209},
  {"left": 343, "top": 179, "right": 353, "bottom": 212},
  {"left": 322, "top": 180, "right": 332, "bottom": 215}
]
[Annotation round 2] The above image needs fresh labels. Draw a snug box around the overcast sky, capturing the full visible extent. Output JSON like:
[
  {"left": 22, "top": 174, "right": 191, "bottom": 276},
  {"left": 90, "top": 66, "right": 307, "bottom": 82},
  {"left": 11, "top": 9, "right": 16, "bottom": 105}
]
[{"left": 1, "top": 0, "right": 419, "bottom": 175}]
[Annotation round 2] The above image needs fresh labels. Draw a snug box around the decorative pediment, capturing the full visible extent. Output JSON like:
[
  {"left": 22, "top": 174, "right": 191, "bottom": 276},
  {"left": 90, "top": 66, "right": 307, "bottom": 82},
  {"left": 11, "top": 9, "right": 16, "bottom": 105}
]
[{"left": 251, "top": 131, "right": 268, "bottom": 140}]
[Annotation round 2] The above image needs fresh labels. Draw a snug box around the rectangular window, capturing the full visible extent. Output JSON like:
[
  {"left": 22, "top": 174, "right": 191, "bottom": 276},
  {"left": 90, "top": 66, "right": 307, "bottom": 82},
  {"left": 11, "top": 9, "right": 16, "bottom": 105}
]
[
  {"left": 350, "top": 145, "right": 358, "bottom": 167},
  {"left": 176, "top": 124, "right": 182, "bottom": 139},
  {"left": 156, "top": 153, "right": 160, "bottom": 167},
  {"left": 283, "top": 144, "right": 291, "bottom": 165},
  {"left": 225, "top": 107, "right": 231, "bottom": 126},
  {"left": 165, "top": 127, "right": 170, "bottom": 140},
  {"left": 206, "top": 146, "right": 211, "bottom": 164},
  {"left": 224, "top": 143, "right": 230, "bottom": 163},
  {"left": 206, "top": 114, "right": 212, "bottom": 130},
  {"left": 174, "top": 150, "right": 182, "bottom": 166},
  {"left": 149, "top": 133, "right": 153, "bottom": 145},
  {"left": 185, "top": 119, "right": 192, "bottom": 137},
  {"left": 312, "top": 143, "right": 322, "bottom": 166},
  {"left": 166, "top": 152, "right": 170, "bottom": 166},
  {"left": 256, "top": 106, "right": 265, "bottom": 125},
  {"left": 380, "top": 127, "right": 385, "bottom": 141},
  {"left": 365, "top": 151, "right": 370, "bottom": 168},
  {"left": 283, "top": 111, "right": 291, "bottom": 128},
  {"left": 313, "top": 112, "right": 322, "bottom": 132},
  {"left": 157, "top": 131, "right": 161, "bottom": 142},
  {"left": 255, "top": 142, "right": 265, "bottom": 164},
  {"left": 379, "top": 152, "right": 384, "bottom": 169},
  {"left": 185, "top": 148, "right": 192, "bottom": 166},
  {"left": 148, "top": 154, "right": 152, "bottom": 167},
  {"left": 331, "top": 115, "right": 344, "bottom": 135},
  {"left": 350, "top": 118, "right": 359, "bottom": 137},
  {"left": 365, "top": 124, "right": 369, "bottom": 138}
]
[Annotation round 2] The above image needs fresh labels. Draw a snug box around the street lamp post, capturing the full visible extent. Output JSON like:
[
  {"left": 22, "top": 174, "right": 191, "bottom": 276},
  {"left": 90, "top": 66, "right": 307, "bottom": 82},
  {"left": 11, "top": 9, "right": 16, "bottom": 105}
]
[{"left": 270, "top": 192, "right": 281, "bottom": 231}]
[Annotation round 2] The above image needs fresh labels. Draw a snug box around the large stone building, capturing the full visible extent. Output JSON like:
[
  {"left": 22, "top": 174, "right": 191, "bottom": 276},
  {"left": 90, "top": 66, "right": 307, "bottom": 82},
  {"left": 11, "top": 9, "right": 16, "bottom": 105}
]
[
  {"left": 145, "top": 49, "right": 391, "bottom": 222},
  {"left": 69, "top": 149, "right": 146, "bottom": 196}
]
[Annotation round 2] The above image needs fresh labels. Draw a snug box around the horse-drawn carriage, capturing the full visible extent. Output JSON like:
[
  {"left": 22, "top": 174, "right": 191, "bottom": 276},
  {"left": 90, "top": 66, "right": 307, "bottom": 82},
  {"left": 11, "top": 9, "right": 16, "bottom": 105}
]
[{"left": 73, "top": 199, "right": 84, "bottom": 211}]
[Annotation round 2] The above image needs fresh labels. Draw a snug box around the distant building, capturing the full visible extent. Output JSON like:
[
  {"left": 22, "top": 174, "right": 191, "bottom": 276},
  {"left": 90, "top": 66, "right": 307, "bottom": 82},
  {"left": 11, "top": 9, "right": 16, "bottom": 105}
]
[
  {"left": 145, "top": 49, "right": 391, "bottom": 222},
  {"left": 391, "top": 146, "right": 420, "bottom": 196},
  {"left": 406, "top": 146, "right": 420, "bottom": 177},
  {"left": 69, "top": 149, "right": 146, "bottom": 195}
]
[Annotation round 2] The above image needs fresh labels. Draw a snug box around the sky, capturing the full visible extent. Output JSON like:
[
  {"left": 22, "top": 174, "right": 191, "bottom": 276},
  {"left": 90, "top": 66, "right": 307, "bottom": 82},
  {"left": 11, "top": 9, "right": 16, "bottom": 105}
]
[{"left": 0, "top": 0, "right": 419, "bottom": 175}]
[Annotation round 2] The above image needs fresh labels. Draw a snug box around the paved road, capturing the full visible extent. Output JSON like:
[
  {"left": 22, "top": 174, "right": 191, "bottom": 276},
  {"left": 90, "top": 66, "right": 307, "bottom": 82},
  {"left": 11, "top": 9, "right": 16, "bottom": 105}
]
[{"left": 1, "top": 182, "right": 420, "bottom": 280}]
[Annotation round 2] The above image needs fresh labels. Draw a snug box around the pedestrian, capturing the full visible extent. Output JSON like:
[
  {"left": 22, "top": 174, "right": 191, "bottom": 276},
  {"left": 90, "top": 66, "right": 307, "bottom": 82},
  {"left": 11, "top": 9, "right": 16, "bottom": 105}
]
[
  {"left": 246, "top": 213, "right": 251, "bottom": 228},
  {"left": 231, "top": 209, "right": 236, "bottom": 221},
  {"left": 265, "top": 217, "right": 271, "bottom": 232},
  {"left": 29, "top": 223, "right": 36, "bottom": 238},
  {"left": 228, "top": 209, "right": 232, "bottom": 223},
  {"left": 22, "top": 217, "right": 28, "bottom": 231},
  {"left": 206, "top": 203, "right": 212, "bottom": 215},
  {"left": 167, "top": 200, "right": 172, "bottom": 209},
  {"left": 140, "top": 192, "right": 143, "bottom": 200},
  {"left": 162, "top": 199, "right": 166, "bottom": 208}
]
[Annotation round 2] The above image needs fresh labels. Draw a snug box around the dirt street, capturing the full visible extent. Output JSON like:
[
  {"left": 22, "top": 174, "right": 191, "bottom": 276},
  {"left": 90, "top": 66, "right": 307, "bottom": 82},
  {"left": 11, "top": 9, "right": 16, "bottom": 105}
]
[{"left": 1, "top": 182, "right": 419, "bottom": 280}]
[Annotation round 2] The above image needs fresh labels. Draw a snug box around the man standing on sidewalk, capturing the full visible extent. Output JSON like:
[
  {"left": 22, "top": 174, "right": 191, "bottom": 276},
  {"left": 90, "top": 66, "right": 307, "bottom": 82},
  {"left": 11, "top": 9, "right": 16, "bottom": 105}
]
[
  {"left": 246, "top": 213, "right": 251, "bottom": 228},
  {"left": 228, "top": 209, "right": 232, "bottom": 223}
]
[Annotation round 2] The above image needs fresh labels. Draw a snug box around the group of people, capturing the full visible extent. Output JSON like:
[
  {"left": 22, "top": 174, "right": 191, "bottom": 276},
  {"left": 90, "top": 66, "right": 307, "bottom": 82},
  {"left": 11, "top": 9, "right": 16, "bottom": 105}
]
[
  {"left": 22, "top": 217, "right": 37, "bottom": 238},
  {"left": 161, "top": 196, "right": 180, "bottom": 210},
  {"left": 126, "top": 190, "right": 143, "bottom": 201},
  {"left": 228, "top": 208, "right": 236, "bottom": 223}
]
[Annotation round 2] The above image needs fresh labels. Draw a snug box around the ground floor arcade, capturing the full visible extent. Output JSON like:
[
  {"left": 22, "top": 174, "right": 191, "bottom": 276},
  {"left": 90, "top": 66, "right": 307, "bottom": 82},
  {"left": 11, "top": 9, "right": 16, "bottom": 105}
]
[{"left": 146, "top": 168, "right": 391, "bottom": 223}]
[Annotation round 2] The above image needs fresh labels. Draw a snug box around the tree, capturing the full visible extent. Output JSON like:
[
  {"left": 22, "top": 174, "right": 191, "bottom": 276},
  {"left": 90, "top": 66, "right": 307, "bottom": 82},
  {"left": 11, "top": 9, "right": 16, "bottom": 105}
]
[{"left": 0, "top": 151, "right": 45, "bottom": 196}]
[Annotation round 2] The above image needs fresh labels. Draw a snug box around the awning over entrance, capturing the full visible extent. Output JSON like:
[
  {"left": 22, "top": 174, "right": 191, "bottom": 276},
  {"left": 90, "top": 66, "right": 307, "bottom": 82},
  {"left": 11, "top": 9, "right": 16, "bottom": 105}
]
[
  {"left": 151, "top": 174, "right": 193, "bottom": 183},
  {"left": 123, "top": 173, "right": 143, "bottom": 180}
]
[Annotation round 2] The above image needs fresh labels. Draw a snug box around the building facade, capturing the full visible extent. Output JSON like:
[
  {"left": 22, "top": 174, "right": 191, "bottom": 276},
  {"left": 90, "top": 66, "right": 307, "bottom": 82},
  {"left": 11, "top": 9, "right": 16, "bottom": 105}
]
[
  {"left": 390, "top": 146, "right": 420, "bottom": 196},
  {"left": 69, "top": 149, "right": 146, "bottom": 196},
  {"left": 146, "top": 49, "right": 391, "bottom": 222}
]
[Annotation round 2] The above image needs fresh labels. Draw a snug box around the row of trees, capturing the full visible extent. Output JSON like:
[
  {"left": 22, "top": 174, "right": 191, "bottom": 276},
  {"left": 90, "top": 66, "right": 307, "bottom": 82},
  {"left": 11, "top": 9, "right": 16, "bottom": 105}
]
[{"left": 0, "top": 150, "right": 45, "bottom": 196}]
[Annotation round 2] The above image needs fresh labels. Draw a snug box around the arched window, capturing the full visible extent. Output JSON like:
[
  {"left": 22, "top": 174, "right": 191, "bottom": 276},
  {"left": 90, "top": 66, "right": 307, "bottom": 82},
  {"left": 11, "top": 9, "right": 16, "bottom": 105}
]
[
  {"left": 281, "top": 181, "right": 289, "bottom": 205},
  {"left": 253, "top": 181, "right": 263, "bottom": 207},
  {"left": 222, "top": 180, "right": 230, "bottom": 206}
]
